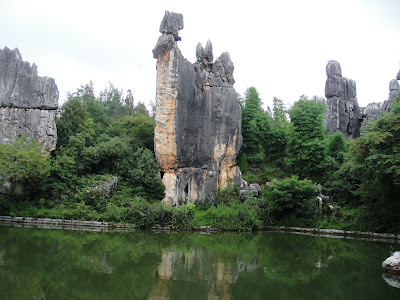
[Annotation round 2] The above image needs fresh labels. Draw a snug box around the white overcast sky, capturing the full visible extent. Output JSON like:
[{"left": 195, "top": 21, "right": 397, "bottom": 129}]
[{"left": 1, "top": 0, "right": 399, "bottom": 109}]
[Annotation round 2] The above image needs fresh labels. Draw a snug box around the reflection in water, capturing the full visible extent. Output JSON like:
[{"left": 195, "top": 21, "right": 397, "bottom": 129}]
[
  {"left": 382, "top": 273, "right": 400, "bottom": 289},
  {"left": 0, "top": 225, "right": 399, "bottom": 299}
]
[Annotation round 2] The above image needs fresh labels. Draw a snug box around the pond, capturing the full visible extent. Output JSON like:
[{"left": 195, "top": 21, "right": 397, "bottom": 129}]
[{"left": 0, "top": 224, "right": 399, "bottom": 299}]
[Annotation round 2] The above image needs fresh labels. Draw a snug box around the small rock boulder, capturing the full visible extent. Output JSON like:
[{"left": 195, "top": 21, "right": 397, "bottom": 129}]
[
  {"left": 87, "top": 176, "right": 118, "bottom": 198},
  {"left": 249, "top": 183, "right": 262, "bottom": 197},
  {"left": 382, "top": 251, "right": 400, "bottom": 275},
  {"left": 239, "top": 190, "right": 253, "bottom": 202}
]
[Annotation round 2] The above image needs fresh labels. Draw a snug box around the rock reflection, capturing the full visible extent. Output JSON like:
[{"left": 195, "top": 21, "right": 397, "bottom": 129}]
[
  {"left": 148, "top": 249, "right": 240, "bottom": 299},
  {"left": 382, "top": 273, "right": 400, "bottom": 289}
]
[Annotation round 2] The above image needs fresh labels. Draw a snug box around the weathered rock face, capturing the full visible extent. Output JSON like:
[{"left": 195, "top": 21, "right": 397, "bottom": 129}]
[
  {"left": 382, "top": 79, "right": 400, "bottom": 113},
  {"left": 0, "top": 47, "right": 58, "bottom": 151},
  {"left": 361, "top": 72, "right": 400, "bottom": 129},
  {"left": 324, "top": 60, "right": 360, "bottom": 139},
  {"left": 153, "top": 11, "right": 242, "bottom": 205},
  {"left": 360, "top": 102, "right": 382, "bottom": 131}
]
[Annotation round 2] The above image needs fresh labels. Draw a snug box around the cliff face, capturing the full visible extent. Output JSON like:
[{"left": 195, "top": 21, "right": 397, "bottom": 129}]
[
  {"left": 0, "top": 47, "right": 58, "bottom": 151},
  {"left": 153, "top": 11, "right": 242, "bottom": 205},
  {"left": 324, "top": 60, "right": 360, "bottom": 139}
]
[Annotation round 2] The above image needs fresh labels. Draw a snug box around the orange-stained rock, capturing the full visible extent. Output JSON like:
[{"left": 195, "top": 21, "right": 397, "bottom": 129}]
[{"left": 153, "top": 11, "right": 242, "bottom": 205}]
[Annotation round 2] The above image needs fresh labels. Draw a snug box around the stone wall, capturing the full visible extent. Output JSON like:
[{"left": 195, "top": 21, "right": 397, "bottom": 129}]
[
  {"left": 153, "top": 11, "right": 242, "bottom": 205},
  {"left": 0, "top": 47, "right": 58, "bottom": 151}
]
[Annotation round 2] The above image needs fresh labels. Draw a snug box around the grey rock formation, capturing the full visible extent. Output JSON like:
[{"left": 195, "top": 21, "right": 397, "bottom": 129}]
[
  {"left": 159, "top": 11, "right": 184, "bottom": 41},
  {"left": 382, "top": 79, "right": 400, "bottom": 112},
  {"left": 360, "top": 70, "right": 400, "bottom": 129},
  {"left": 87, "top": 176, "right": 118, "bottom": 198},
  {"left": 389, "top": 79, "right": 400, "bottom": 101},
  {"left": 324, "top": 60, "right": 360, "bottom": 139},
  {"left": 249, "top": 183, "right": 262, "bottom": 197},
  {"left": 239, "top": 182, "right": 262, "bottom": 202},
  {"left": 153, "top": 11, "right": 243, "bottom": 205},
  {"left": 360, "top": 102, "right": 382, "bottom": 131},
  {"left": 382, "top": 251, "right": 400, "bottom": 275},
  {"left": 204, "top": 40, "right": 213, "bottom": 63},
  {"left": 0, "top": 47, "right": 58, "bottom": 151}
]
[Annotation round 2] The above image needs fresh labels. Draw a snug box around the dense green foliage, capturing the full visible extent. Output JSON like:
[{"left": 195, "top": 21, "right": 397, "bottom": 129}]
[
  {"left": 328, "top": 96, "right": 400, "bottom": 232},
  {"left": 240, "top": 87, "right": 270, "bottom": 164},
  {"left": 238, "top": 92, "right": 400, "bottom": 233},
  {"left": 1, "top": 79, "right": 399, "bottom": 233},
  {"left": 285, "top": 97, "right": 327, "bottom": 182},
  {"left": 0, "top": 82, "right": 165, "bottom": 225},
  {"left": 265, "top": 177, "right": 317, "bottom": 220},
  {"left": 0, "top": 135, "right": 51, "bottom": 187}
]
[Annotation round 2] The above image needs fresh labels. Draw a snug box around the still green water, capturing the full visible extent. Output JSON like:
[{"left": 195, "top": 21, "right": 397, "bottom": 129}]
[{"left": 0, "top": 225, "right": 399, "bottom": 299}]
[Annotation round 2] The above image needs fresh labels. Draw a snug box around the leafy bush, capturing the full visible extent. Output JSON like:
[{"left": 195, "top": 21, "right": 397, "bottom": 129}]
[
  {"left": 125, "top": 197, "right": 157, "bottom": 228},
  {"left": 205, "top": 200, "right": 261, "bottom": 231},
  {"left": 213, "top": 186, "right": 240, "bottom": 207},
  {"left": 265, "top": 176, "right": 317, "bottom": 221},
  {"left": 170, "top": 203, "right": 196, "bottom": 230}
]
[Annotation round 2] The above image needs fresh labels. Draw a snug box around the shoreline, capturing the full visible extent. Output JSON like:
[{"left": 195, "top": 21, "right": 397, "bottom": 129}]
[{"left": 1, "top": 216, "right": 399, "bottom": 242}]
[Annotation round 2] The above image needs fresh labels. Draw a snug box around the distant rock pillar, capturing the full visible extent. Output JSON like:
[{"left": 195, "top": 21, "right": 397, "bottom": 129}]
[
  {"left": 324, "top": 60, "right": 360, "bottom": 139},
  {"left": 152, "top": 11, "right": 242, "bottom": 206}
]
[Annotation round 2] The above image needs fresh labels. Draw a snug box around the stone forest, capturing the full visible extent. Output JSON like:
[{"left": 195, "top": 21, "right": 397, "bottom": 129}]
[
  {"left": 1, "top": 10, "right": 400, "bottom": 299},
  {"left": 1, "top": 10, "right": 399, "bottom": 232}
]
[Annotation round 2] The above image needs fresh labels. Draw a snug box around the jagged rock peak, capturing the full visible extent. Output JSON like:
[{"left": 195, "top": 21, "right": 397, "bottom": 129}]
[
  {"left": 159, "top": 11, "right": 184, "bottom": 41},
  {"left": 0, "top": 47, "right": 59, "bottom": 109},
  {"left": 214, "top": 52, "right": 235, "bottom": 84},
  {"left": 196, "top": 43, "right": 205, "bottom": 62},
  {"left": 326, "top": 60, "right": 342, "bottom": 77},
  {"left": 204, "top": 40, "right": 213, "bottom": 63},
  {"left": 0, "top": 46, "right": 22, "bottom": 62},
  {"left": 152, "top": 11, "right": 184, "bottom": 58},
  {"left": 216, "top": 52, "right": 234, "bottom": 74},
  {"left": 397, "top": 69, "right": 400, "bottom": 81}
]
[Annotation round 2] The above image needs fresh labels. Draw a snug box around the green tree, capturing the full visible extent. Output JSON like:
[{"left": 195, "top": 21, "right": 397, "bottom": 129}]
[
  {"left": 241, "top": 87, "right": 271, "bottom": 163},
  {"left": 286, "top": 97, "right": 327, "bottom": 181},
  {"left": 106, "top": 115, "right": 155, "bottom": 151},
  {"left": 0, "top": 135, "right": 50, "bottom": 185},
  {"left": 56, "top": 97, "right": 90, "bottom": 149},
  {"left": 327, "top": 132, "right": 348, "bottom": 164},
  {"left": 99, "top": 82, "right": 134, "bottom": 120},
  {"left": 133, "top": 101, "right": 149, "bottom": 116},
  {"left": 0, "top": 135, "right": 51, "bottom": 200},
  {"left": 272, "top": 97, "right": 288, "bottom": 128}
]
